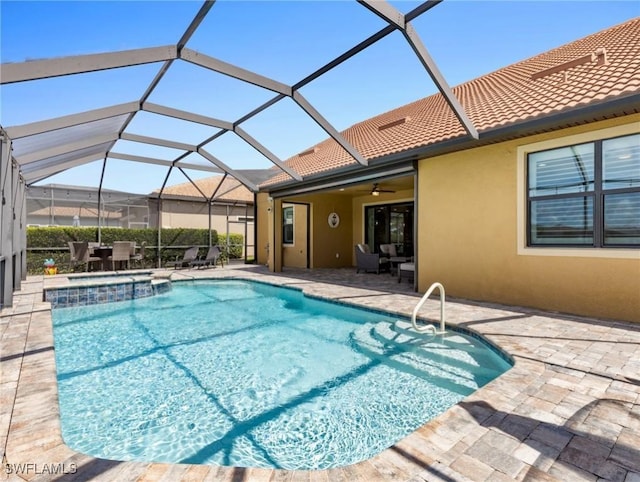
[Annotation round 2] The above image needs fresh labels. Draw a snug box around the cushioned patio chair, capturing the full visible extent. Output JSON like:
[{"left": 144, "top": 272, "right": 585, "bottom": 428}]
[
  {"left": 68, "top": 241, "right": 102, "bottom": 272},
  {"left": 190, "top": 245, "right": 223, "bottom": 269},
  {"left": 166, "top": 246, "right": 199, "bottom": 269},
  {"left": 355, "top": 243, "right": 390, "bottom": 274}
]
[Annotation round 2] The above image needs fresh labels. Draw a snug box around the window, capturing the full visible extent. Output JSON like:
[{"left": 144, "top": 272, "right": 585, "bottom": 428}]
[
  {"left": 283, "top": 206, "right": 294, "bottom": 245},
  {"left": 527, "top": 133, "right": 640, "bottom": 247}
]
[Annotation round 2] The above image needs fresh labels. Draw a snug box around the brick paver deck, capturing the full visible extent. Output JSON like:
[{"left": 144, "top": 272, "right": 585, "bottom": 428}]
[{"left": 1, "top": 264, "right": 638, "bottom": 481}]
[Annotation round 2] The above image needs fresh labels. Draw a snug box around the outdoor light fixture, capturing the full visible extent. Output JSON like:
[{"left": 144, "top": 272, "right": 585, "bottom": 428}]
[{"left": 372, "top": 190, "right": 380, "bottom": 196}]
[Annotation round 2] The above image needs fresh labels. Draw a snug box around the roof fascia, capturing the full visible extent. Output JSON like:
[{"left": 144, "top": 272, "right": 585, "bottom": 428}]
[
  {"left": 1, "top": 46, "right": 178, "bottom": 84},
  {"left": 268, "top": 162, "right": 415, "bottom": 198},
  {"left": 5, "top": 102, "right": 140, "bottom": 139}
]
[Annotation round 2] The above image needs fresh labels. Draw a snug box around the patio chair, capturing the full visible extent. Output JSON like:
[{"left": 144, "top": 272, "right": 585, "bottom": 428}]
[
  {"left": 190, "top": 245, "right": 223, "bottom": 269},
  {"left": 130, "top": 241, "right": 146, "bottom": 268},
  {"left": 68, "top": 241, "right": 102, "bottom": 272},
  {"left": 166, "top": 246, "right": 199, "bottom": 269},
  {"left": 355, "top": 243, "right": 389, "bottom": 274},
  {"left": 108, "top": 241, "right": 133, "bottom": 270},
  {"left": 380, "top": 243, "right": 410, "bottom": 276}
]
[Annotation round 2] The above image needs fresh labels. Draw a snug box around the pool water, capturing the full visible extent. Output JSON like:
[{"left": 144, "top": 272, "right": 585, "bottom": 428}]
[{"left": 52, "top": 280, "right": 511, "bottom": 470}]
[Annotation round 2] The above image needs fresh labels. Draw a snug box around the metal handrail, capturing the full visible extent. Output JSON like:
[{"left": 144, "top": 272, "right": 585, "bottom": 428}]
[{"left": 411, "top": 282, "right": 446, "bottom": 334}]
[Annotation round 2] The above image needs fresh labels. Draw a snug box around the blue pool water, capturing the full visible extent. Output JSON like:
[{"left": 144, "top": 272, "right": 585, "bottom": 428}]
[{"left": 52, "top": 280, "right": 512, "bottom": 470}]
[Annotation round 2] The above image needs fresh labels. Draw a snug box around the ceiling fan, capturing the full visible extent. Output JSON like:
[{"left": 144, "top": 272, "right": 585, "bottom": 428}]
[{"left": 359, "top": 183, "right": 396, "bottom": 196}]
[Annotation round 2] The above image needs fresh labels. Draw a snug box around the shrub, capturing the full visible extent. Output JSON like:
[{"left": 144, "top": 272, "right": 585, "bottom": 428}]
[
  {"left": 217, "top": 233, "right": 244, "bottom": 259},
  {"left": 26, "top": 226, "right": 218, "bottom": 274}
]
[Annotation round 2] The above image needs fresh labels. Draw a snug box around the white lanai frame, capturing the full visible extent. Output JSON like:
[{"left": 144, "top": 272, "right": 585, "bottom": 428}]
[{"left": 0, "top": 0, "right": 477, "bottom": 306}]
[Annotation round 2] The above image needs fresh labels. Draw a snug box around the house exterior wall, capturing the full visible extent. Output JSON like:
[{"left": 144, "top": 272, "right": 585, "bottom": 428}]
[
  {"left": 256, "top": 193, "right": 271, "bottom": 266},
  {"left": 149, "top": 199, "right": 253, "bottom": 233},
  {"left": 418, "top": 115, "right": 640, "bottom": 323},
  {"left": 286, "top": 193, "right": 353, "bottom": 268},
  {"left": 282, "top": 203, "right": 308, "bottom": 268}
]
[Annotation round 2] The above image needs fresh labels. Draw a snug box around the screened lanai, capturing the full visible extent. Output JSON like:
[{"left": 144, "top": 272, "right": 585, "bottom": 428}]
[{"left": 0, "top": 0, "right": 488, "bottom": 307}]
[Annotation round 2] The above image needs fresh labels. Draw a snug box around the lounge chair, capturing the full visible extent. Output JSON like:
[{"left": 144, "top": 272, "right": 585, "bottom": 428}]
[
  {"left": 166, "top": 246, "right": 199, "bottom": 269},
  {"left": 355, "top": 243, "right": 390, "bottom": 274},
  {"left": 68, "top": 241, "right": 102, "bottom": 272},
  {"left": 190, "top": 246, "right": 223, "bottom": 269}
]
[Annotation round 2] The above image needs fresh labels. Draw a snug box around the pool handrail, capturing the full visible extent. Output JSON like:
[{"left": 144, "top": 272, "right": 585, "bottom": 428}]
[{"left": 411, "top": 282, "right": 446, "bottom": 334}]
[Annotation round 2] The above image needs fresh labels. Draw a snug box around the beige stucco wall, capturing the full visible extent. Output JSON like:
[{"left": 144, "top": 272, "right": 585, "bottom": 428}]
[
  {"left": 282, "top": 203, "right": 308, "bottom": 268},
  {"left": 256, "top": 193, "right": 270, "bottom": 266},
  {"left": 271, "top": 193, "right": 353, "bottom": 269},
  {"left": 418, "top": 115, "right": 640, "bottom": 323}
]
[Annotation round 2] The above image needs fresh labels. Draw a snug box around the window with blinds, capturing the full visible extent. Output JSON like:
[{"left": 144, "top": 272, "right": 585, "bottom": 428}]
[{"left": 527, "top": 133, "right": 639, "bottom": 247}]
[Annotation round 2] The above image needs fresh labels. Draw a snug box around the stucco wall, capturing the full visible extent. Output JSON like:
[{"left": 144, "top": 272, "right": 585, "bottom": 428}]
[
  {"left": 418, "top": 115, "right": 640, "bottom": 323},
  {"left": 280, "top": 193, "right": 353, "bottom": 268},
  {"left": 282, "top": 203, "right": 308, "bottom": 268},
  {"left": 256, "top": 193, "right": 270, "bottom": 266}
]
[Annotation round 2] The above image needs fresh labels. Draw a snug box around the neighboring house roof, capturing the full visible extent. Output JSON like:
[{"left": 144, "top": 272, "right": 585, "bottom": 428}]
[
  {"left": 153, "top": 175, "right": 254, "bottom": 204},
  {"left": 261, "top": 18, "right": 640, "bottom": 187},
  {"left": 28, "top": 205, "right": 122, "bottom": 219}
]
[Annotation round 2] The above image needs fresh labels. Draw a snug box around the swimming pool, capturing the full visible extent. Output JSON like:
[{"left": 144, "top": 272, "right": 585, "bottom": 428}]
[{"left": 52, "top": 279, "right": 511, "bottom": 470}]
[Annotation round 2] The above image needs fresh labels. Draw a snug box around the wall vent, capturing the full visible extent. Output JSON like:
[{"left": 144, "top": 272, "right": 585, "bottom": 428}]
[{"left": 531, "top": 48, "right": 609, "bottom": 81}]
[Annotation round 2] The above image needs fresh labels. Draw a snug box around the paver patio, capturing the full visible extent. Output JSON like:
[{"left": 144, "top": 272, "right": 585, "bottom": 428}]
[{"left": 1, "top": 263, "right": 638, "bottom": 481}]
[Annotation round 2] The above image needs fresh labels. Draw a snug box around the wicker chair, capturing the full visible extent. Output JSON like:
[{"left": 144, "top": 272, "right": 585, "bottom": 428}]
[
  {"left": 130, "top": 241, "right": 146, "bottom": 268},
  {"left": 68, "top": 241, "right": 102, "bottom": 272},
  {"left": 354, "top": 244, "right": 389, "bottom": 274},
  {"left": 108, "top": 241, "right": 133, "bottom": 270}
]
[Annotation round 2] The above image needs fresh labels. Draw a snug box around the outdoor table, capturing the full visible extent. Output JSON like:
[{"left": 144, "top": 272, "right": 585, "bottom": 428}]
[
  {"left": 389, "top": 256, "right": 410, "bottom": 276},
  {"left": 92, "top": 246, "right": 113, "bottom": 271}
]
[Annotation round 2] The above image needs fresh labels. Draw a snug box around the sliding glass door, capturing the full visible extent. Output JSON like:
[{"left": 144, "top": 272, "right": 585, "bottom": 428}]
[{"left": 365, "top": 202, "right": 413, "bottom": 256}]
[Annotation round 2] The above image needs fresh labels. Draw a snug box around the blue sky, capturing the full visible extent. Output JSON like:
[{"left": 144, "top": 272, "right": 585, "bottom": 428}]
[{"left": 1, "top": 1, "right": 638, "bottom": 194}]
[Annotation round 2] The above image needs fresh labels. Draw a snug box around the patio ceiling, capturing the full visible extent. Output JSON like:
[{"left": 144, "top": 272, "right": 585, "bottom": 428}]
[{"left": 0, "top": 0, "right": 478, "bottom": 202}]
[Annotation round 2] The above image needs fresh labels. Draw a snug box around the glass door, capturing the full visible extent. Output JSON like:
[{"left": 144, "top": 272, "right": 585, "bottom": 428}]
[{"left": 365, "top": 202, "right": 413, "bottom": 256}]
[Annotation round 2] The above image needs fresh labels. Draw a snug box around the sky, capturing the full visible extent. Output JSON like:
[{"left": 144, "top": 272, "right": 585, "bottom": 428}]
[{"left": 1, "top": 0, "right": 639, "bottom": 195}]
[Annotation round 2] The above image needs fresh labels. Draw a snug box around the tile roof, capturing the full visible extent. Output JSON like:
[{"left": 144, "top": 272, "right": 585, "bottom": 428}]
[
  {"left": 28, "top": 206, "right": 122, "bottom": 218},
  {"left": 261, "top": 17, "right": 640, "bottom": 187},
  {"left": 154, "top": 175, "right": 254, "bottom": 203}
]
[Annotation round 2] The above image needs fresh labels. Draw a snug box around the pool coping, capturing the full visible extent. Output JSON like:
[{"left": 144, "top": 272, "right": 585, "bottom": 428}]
[{"left": 1, "top": 266, "right": 639, "bottom": 481}]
